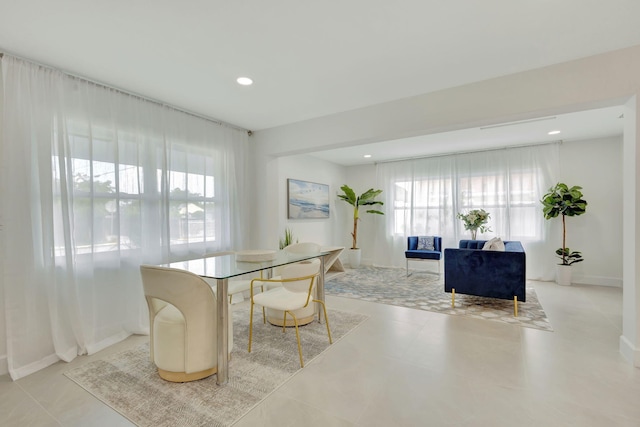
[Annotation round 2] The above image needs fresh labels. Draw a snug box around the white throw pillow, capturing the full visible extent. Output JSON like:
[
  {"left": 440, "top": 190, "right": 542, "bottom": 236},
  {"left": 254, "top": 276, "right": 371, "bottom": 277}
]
[
  {"left": 482, "top": 237, "right": 505, "bottom": 251},
  {"left": 417, "top": 236, "right": 435, "bottom": 251}
]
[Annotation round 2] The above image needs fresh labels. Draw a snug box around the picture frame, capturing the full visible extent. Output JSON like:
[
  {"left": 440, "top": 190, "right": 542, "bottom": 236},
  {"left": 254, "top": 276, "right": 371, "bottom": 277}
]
[{"left": 287, "top": 179, "right": 330, "bottom": 219}]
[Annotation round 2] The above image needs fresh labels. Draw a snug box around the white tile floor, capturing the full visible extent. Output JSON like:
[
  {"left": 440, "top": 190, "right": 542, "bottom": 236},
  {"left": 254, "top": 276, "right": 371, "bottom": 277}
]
[{"left": 2, "top": 281, "right": 640, "bottom": 426}]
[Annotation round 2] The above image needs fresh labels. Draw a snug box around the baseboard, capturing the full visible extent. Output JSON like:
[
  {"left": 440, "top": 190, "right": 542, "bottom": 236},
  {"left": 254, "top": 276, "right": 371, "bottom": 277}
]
[
  {"left": 8, "top": 353, "right": 60, "bottom": 380},
  {"left": 619, "top": 335, "right": 640, "bottom": 367},
  {"left": 572, "top": 275, "right": 622, "bottom": 287},
  {"left": 0, "top": 354, "right": 7, "bottom": 377}
]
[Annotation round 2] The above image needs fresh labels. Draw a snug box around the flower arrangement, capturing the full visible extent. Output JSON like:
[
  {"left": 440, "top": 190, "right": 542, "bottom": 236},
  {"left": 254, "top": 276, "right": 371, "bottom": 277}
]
[{"left": 457, "top": 209, "right": 492, "bottom": 240}]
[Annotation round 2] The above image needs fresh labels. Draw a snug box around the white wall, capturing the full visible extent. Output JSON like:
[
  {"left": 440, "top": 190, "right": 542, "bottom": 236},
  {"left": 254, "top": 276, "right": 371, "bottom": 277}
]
[
  {"left": 559, "top": 136, "right": 623, "bottom": 286},
  {"left": 273, "top": 155, "right": 348, "bottom": 250},
  {"left": 252, "top": 45, "right": 640, "bottom": 366},
  {"left": 255, "top": 46, "right": 640, "bottom": 158},
  {"left": 343, "top": 165, "right": 380, "bottom": 265},
  {"left": 337, "top": 137, "right": 624, "bottom": 285},
  {"left": 0, "top": 61, "right": 6, "bottom": 376}
]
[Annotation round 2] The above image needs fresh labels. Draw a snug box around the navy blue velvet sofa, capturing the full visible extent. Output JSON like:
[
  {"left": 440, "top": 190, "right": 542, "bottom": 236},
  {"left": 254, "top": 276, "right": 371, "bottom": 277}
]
[{"left": 444, "top": 240, "right": 526, "bottom": 304}]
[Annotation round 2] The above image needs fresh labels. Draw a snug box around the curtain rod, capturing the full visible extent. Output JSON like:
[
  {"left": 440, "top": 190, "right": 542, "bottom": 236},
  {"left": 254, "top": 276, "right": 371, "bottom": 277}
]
[
  {"left": 375, "top": 139, "right": 562, "bottom": 165},
  {"left": 0, "top": 50, "right": 250, "bottom": 134}
]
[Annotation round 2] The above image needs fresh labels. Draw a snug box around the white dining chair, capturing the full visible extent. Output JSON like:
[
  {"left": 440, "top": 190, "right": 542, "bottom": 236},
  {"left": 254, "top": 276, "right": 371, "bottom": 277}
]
[
  {"left": 247, "top": 259, "right": 332, "bottom": 368},
  {"left": 140, "top": 265, "right": 233, "bottom": 382}
]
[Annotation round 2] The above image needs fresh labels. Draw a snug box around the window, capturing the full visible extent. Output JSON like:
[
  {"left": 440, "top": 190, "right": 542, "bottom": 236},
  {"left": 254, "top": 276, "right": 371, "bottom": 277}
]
[
  {"left": 52, "top": 127, "right": 224, "bottom": 258},
  {"left": 384, "top": 146, "right": 552, "bottom": 242}
]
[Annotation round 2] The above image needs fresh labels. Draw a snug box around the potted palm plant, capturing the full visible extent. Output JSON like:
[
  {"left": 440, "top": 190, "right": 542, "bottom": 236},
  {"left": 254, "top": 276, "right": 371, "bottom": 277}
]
[
  {"left": 541, "top": 183, "right": 587, "bottom": 285},
  {"left": 337, "top": 185, "right": 384, "bottom": 268}
]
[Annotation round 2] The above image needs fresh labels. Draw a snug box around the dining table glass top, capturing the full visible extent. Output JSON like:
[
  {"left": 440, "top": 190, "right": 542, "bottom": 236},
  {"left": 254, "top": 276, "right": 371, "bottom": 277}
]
[{"left": 165, "top": 250, "right": 328, "bottom": 279}]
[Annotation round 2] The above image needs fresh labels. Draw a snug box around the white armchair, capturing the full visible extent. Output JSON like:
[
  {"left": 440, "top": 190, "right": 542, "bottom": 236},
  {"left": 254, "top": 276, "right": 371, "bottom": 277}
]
[{"left": 140, "top": 265, "right": 233, "bottom": 382}]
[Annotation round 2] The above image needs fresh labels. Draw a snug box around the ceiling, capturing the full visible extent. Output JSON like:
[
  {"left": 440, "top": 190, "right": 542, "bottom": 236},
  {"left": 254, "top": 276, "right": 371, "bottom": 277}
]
[
  {"left": 0, "top": 1, "right": 637, "bottom": 162},
  {"left": 309, "top": 105, "right": 626, "bottom": 166}
]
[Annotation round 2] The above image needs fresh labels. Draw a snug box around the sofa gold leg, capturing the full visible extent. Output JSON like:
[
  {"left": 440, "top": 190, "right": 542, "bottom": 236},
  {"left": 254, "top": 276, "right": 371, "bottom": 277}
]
[
  {"left": 451, "top": 288, "right": 455, "bottom": 308},
  {"left": 514, "top": 296, "right": 518, "bottom": 317}
]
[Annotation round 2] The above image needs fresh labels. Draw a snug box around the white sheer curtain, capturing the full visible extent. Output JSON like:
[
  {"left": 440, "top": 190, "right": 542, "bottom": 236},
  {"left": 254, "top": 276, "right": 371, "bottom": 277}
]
[
  {"left": 373, "top": 144, "right": 559, "bottom": 279},
  {"left": 0, "top": 56, "right": 250, "bottom": 379}
]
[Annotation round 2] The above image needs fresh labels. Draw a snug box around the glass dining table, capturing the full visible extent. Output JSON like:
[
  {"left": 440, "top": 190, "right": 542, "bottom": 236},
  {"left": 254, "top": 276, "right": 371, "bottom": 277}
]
[{"left": 165, "top": 250, "right": 328, "bottom": 385}]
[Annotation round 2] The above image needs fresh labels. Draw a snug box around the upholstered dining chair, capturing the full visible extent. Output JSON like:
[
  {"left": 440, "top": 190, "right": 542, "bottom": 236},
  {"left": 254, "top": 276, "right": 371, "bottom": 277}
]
[
  {"left": 140, "top": 265, "right": 233, "bottom": 382},
  {"left": 248, "top": 260, "right": 332, "bottom": 368},
  {"left": 264, "top": 242, "right": 323, "bottom": 325}
]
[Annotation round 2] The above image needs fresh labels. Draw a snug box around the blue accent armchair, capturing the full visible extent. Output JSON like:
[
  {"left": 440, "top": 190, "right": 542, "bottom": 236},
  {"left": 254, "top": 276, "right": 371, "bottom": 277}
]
[
  {"left": 444, "top": 240, "right": 526, "bottom": 313},
  {"left": 405, "top": 236, "right": 442, "bottom": 276}
]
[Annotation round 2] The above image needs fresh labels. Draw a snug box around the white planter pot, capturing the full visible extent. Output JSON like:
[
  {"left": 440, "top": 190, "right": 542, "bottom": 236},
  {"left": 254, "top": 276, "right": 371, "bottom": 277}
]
[
  {"left": 556, "top": 264, "right": 572, "bottom": 286},
  {"left": 348, "top": 248, "right": 362, "bottom": 268}
]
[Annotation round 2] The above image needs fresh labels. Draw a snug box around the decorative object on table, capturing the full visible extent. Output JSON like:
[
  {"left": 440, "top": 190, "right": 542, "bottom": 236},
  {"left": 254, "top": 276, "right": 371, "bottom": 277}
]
[
  {"left": 204, "top": 251, "right": 256, "bottom": 304},
  {"left": 325, "top": 266, "right": 551, "bottom": 331},
  {"left": 287, "top": 178, "right": 330, "bottom": 219},
  {"left": 457, "top": 208, "right": 492, "bottom": 240},
  {"left": 337, "top": 184, "right": 384, "bottom": 268},
  {"left": 279, "top": 227, "right": 297, "bottom": 249},
  {"left": 405, "top": 235, "right": 442, "bottom": 276},
  {"left": 235, "top": 249, "right": 278, "bottom": 262},
  {"left": 64, "top": 304, "right": 367, "bottom": 427},
  {"left": 540, "top": 183, "right": 587, "bottom": 286}
]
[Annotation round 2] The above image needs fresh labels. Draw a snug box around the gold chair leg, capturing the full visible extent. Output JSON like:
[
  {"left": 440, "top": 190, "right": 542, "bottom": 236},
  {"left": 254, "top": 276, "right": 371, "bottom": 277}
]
[
  {"left": 314, "top": 299, "right": 333, "bottom": 344},
  {"left": 451, "top": 288, "right": 455, "bottom": 308},
  {"left": 248, "top": 300, "right": 254, "bottom": 353},
  {"left": 285, "top": 310, "right": 304, "bottom": 367},
  {"left": 261, "top": 286, "right": 265, "bottom": 321},
  {"left": 514, "top": 296, "right": 518, "bottom": 317},
  {"left": 282, "top": 312, "right": 287, "bottom": 332}
]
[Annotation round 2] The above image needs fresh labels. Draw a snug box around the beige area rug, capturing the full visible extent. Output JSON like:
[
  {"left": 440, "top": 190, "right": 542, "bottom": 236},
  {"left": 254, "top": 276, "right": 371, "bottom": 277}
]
[
  {"left": 64, "top": 303, "right": 368, "bottom": 427},
  {"left": 325, "top": 266, "right": 553, "bottom": 331}
]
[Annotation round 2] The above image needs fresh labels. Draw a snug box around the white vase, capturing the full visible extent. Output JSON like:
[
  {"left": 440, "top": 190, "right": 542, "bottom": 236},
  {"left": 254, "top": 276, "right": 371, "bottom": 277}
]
[
  {"left": 556, "top": 264, "right": 572, "bottom": 286},
  {"left": 348, "top": 248, "right": 362, "bottom": 268}
]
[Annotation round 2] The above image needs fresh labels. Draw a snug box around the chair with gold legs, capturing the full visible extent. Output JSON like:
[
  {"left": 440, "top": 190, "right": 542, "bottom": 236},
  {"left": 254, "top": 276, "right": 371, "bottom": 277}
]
[{"left": 248, "top": 260, "right": 332, "bottom": 368}]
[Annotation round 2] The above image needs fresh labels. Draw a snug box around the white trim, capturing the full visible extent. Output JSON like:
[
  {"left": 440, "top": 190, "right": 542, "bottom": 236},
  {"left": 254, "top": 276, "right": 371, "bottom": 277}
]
[
  {"left": 619, "top": 335, "right": 640, "bottom": 367},
  {"left": 0, "top": 355, "right": 7, "bottom": 376},
  {"left": 85, "top": 331, "right": 131, "bottom": 355},
  {"left": 8, "top": 353, "right": 60, "bottom": 381},
  {"left": 572, "top": 275, "right": 623, "bottom": 287}
]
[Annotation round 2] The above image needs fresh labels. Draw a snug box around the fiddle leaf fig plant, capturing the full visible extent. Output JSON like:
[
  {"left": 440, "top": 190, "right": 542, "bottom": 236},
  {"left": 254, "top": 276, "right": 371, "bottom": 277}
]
[
  {"left": 338, "top": 185, "right": 384, "bottom": 249},
  {"left": 541, "top": 183, "right": 587, "bottom": 265}
]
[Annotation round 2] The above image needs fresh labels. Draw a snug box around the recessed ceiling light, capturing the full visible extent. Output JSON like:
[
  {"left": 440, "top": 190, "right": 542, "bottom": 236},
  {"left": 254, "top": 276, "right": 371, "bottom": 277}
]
[
  {"left": 363, "top": 154, "right": 372, "bottom": 158},
  {"left": 548, "top": 130, "right": 561, "bottom": 135},
  {"left": 236, "top": 77, "right": 253, "bottom": 86}
]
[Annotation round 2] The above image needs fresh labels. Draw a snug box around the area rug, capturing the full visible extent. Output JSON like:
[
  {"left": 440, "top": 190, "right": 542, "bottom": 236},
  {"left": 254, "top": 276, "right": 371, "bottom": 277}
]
[
  {"left": 325, "top": 266, "right": 552, "bottom": 331},
  {"left": 64, "top": 303, "right": 367, "bottom": 427}
]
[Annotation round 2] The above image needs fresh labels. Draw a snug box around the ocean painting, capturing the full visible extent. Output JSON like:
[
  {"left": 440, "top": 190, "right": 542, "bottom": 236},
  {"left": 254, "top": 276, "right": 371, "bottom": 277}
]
[{"left": 288, "top": 179, "right": 330, "bottom": 219}]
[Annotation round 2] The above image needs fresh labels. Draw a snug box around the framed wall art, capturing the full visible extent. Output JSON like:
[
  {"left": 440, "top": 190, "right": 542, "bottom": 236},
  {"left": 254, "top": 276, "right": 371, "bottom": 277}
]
[{"left": 287, "top": 179, "right": 330, "bottom": 219}]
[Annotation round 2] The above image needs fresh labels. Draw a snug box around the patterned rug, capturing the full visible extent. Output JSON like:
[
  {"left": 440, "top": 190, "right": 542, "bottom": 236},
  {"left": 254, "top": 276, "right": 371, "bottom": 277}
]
[
  {"left": 325, "top": 266, "right": 552, "bottom": 331},
  {"left": 65, "top": 303, "right": 368, "bottom": 427}
]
